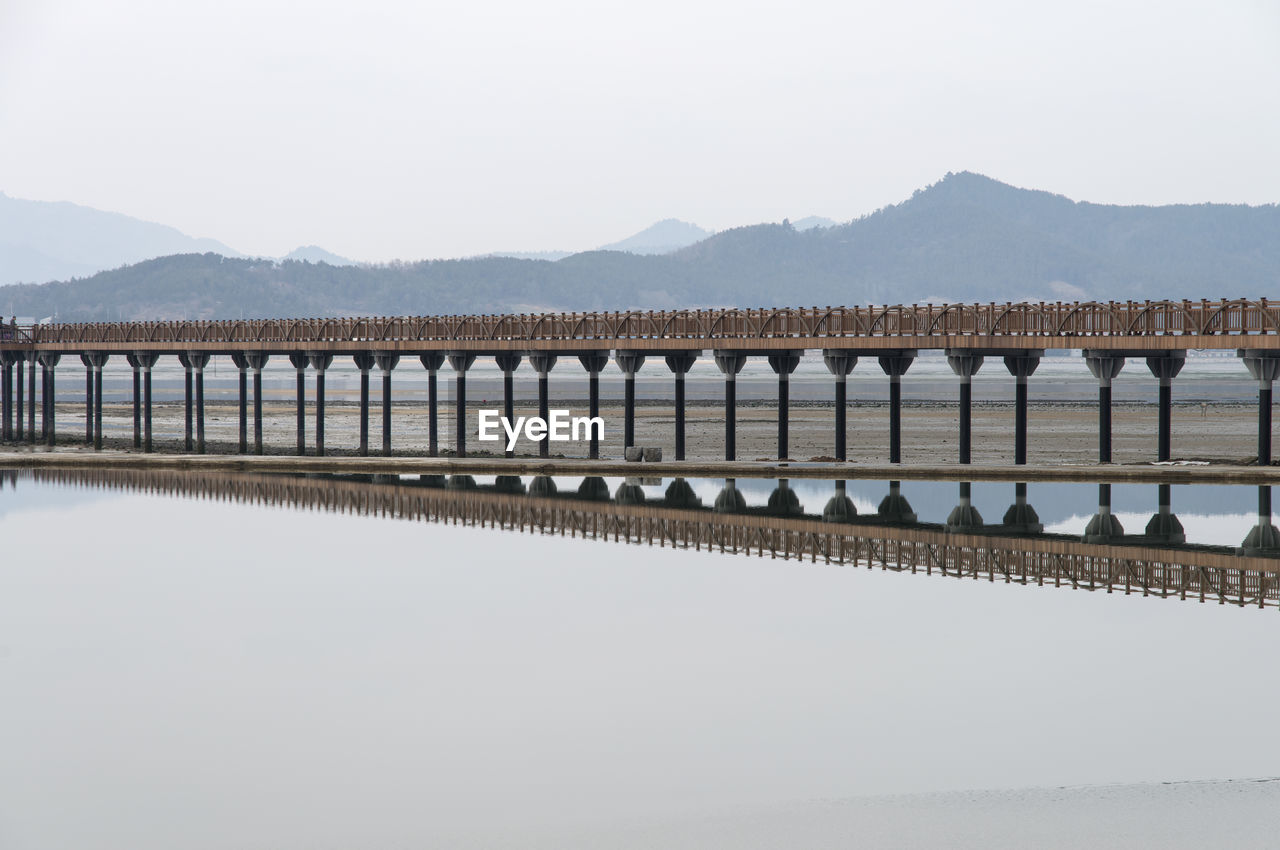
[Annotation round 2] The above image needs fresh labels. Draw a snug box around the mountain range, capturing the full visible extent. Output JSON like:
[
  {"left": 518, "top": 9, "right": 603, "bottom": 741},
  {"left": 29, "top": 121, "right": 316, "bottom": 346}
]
[{"left": 2, "top": 172, "right": 1276, "bottom": 321}]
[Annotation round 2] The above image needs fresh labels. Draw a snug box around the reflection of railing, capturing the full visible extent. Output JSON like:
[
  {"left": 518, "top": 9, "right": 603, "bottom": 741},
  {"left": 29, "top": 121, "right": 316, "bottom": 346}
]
[
  {"left": 19, "top": 467, "right": 1280, "bottom": 609},
  {"left": 9, "top": 299, "right": 1280, "bottom": 346}
]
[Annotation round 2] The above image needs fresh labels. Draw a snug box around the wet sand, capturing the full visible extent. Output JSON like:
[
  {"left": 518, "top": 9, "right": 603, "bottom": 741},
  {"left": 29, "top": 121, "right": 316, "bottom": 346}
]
[{"left": 9, "top": 398, "right": 1261, "bottom": 467}]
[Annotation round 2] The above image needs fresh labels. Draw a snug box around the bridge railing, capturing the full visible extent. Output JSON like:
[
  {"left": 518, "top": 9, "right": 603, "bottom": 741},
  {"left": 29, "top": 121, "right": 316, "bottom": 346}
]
[{"left": 19, "top": 299, "right": 1279, "bottom": 346}]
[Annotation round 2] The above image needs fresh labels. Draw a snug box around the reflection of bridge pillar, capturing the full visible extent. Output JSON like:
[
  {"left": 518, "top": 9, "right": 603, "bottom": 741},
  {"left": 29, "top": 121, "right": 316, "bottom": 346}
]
[
  {"left": 714, "top": 478, "right": 747, "bottom": 513},
  {"left": 230, "top": 353, "right": 250, "bottom": 453},
  {"left": 1144, "top": 483, "right": 1185, "bottom": 544},
  {"left": 578, "top": 353, "right": 609, "bottom": 459},
  {"left": 766, "top": 478, "right": 802, "bottom": 516},
  {"left": 615, "top": 479, "right": 646, "bottom": 505},
  {"left": 665, "top": 351, "right": 700, "bottom": 460},
  {"left": 495, "top": 353, "right": 522, "bottom": 458},
  {"left": 823, "top": 480, "right": 857, "bottom": 523},
  {"left": 878, "top": 351, "right": 915, "bottom": 463},
  {"left": 493, "top": 475, "right": 526, "bottom": 494},
  {"left": 823, "top": 351, "right": 857, "bottom": 461},
  {"left": 664, "top": 477, "right": 701, "bottom": 508},
  {"left": 132, "top": 352, "right": 159, "bottom": 452},
  {"left": 289, "top": 353, "right": 308, "bottom": 455},
  {"left": 769, "top": 351, "right": 802, "bottom": 460},
  {"left": 446, "top": 474, "right": 477, "bottom": 490},
  {"left": 448, "top": 352, "right": 476, "bottom": 457},
  {"left": 82, "top": 353, "right": 109, "bottom": 451},
  {"left": 1240, "top": 486, "right": 1280, "bottom": 555},
  {"left": 528, "top": 352, "right": 557, "bottom": 459},
  {"left": 245, "top": 353, "right": 270, "bottom": 455},
  {"left": 375, "top": 354, "right": 399, "bottom": 456},
  {"left": 528, "top": 475, "right": 558, "bottom": 497},
  {"left": 1146, "top": 351, "right": 1185, "bottom": 462},
  {"left": 946, "top": 350, "right": 984, "bottom": 464},
  {"left": 615, "top": 351, "right": 645, "bottom": 451},
  {"left": 353, "top": 353, "right": 375, "bottom": 456},
  {"left": 1001, "top": 482, "right": 1042, "bottom": 533},
  {"left": 1239, "top": 349, "right": 1280, "bottom": 465},
  {"left": 1083, "top": 483, "right": 1124, "bottom": 543},
  {"left": 1003, "top": 351, "right": 1042, "bottom": 465},
  {"left": 420, "top": 353, "right": 446, "bottom": 457},
  {"left": 1083, "top": 351, "right": 1125, "bottom": 463},
  {"left": 877, "top": 480, "right": 917, "bottom": 523},
  {"left": 714, "top": 352, "right": 747, "bottom": 461},
  {"left": 308, "top": 353, "right": 334, "bottom": 456},
  {"left": 578, "top": 476, "right": 611, "bottom": 500},
  {"left": 945, "top": 482, "right": 984, "bottom": 532}
]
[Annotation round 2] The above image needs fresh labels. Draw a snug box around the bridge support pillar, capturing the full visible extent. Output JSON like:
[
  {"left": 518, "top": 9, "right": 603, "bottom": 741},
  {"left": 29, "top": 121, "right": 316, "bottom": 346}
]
[
  {"left": 353, "top": 353, "right": 375, "bottom": 456},
  {"left": 1146, "top": 351, "right": 1185, "bottom": 462},
  {"left": 180, "top": 353, "right": 211, "bottom": 454},
  {"left": 230, "top": 353, "right": 249, "bottom": 453},
  {"left": 447, "top": 352, "right": 476, "bottom": 457},
  {"left": 26, "top": 352, "right": 36, "bottom": 443},
  {"left": 81, "top": 355, "right": 93, "bottom": 444},
  {"left": 126, "top": 354, "right": 141, "bottom": 448},
  {"left": 527, "top": 352, "right": 557, "bottom": 459},
  {"left": 178, "top": 355, "right": 193, "bottom": 450},
  {"left": 579, "top": 353, "right": 609, "bottom": 459},
  {"left": 665, "top": 351, "right": 700, "bottom": 460},
  {"left": 615, "top": 351, "right": 645, "bottom": 452},
  {"left": 38, "top": 352, "right": 61, "bottom": 447},
  {"left": 375, "top": 354, "right": 399, "bottom": 456},
  {"left": 1003, "top": 351, "right": 1042, "bottom": 465},
  {"left": 308, "top": 353, "right": 334, "bottom": 456},
  {"left": 289, "top": 353, "right": 308, "bottom": 455},
  {"left": 420, "top": 354, "right": 445, "bottom": 457},
  {"left": 132, "top": 352, "right": 160, "bottom": 452},
  {"left": 81, "top": 353, "right": 109, "bottom": 450},
  {"left": 1145, "top": 483, "right": 1185, "bottom": 544},
  {"left": 1240, "top": 349, "right": 1280, "bottom": 465},
  {"left": 946, "top": 351, "right": 984, "bottom": 465},
  {"left": 1083, "top": 351, "right": 1125, "bottom": 463},
  {"left": 495, "top": 353, "right": 522, "bottom": 457},
  {"left": 16, "top": 355, "right": 24, "bottom": 441},
  {"left": 244, "top": 353, "right": 270, "bottom": 455},
  {"left": 878, "top": 351, "right": 915, "bottom": 463},
  {"left": 769, "top": 351, "right": 802, "bottom": 460},
  {"left": 714, "top": 352, "right": 747, "bottom": 461},
  {"left": 823, "top": 351, "right": 857, "bottom": 462}
]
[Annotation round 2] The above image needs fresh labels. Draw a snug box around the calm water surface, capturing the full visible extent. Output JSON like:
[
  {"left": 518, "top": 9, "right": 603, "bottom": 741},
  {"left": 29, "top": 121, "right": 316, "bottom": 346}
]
[{"left": 1, "top": 472, "right": 1276, "bottom": 848}]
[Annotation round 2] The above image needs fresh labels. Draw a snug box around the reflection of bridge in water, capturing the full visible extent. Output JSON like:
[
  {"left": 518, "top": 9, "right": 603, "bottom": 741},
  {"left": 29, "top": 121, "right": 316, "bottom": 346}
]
[{"left": 13, "top": 467, "right": 1279, "bottom": 609}]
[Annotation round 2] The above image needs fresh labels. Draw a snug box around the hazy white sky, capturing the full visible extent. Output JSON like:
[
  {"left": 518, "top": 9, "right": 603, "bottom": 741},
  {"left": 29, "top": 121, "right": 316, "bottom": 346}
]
[{"left": 1, "top": 0, "right": 1277, "bottom": 260}]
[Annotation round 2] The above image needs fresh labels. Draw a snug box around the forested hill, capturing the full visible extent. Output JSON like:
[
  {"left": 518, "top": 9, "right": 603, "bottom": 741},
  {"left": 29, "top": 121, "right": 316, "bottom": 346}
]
[{"left": 4, "top": 172, "right": 1278, "bottom": 321}]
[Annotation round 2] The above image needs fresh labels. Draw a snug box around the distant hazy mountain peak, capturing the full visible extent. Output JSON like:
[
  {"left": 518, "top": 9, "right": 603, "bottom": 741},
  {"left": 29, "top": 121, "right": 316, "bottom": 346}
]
[
  {"left": 281, "top": 245, "right": 355, "bottom": 266},
  {"left": 597, "top": 218, "right": 712, "bottom": 255},
  {"left": 791, "top": 216, "right": 837, "bottom": 231}
]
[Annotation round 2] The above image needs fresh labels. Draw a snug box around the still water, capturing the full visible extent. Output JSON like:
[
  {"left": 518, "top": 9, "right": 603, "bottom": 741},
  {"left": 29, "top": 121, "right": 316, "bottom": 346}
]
[{"left": 1, "top": 470, "right": 1276, "bottom": 848}]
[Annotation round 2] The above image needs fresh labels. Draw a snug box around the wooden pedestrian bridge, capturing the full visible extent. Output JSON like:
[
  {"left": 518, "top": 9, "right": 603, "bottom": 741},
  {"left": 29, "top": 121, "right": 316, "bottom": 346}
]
[
  {"left": 3, "top": 297, "right": 1280, "bottom": 466},
  {"left": 15, "top": 465, "right": 1279, "bottom": 610}
]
